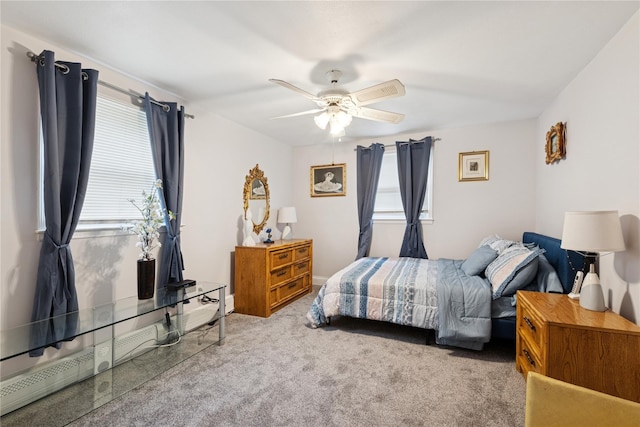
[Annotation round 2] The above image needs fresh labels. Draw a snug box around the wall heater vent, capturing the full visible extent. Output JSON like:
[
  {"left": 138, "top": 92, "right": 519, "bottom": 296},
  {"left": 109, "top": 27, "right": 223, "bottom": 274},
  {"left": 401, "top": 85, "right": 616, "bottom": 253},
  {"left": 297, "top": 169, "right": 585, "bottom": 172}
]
[
  {"left": 113, "top": 324, "right": 160, "bottom": 366},
  {"left": 1, "top": 301, "right": 224, "bottom": 416},
  {"left": 1, "top": 349, "right": 94, "bottom": 416}
]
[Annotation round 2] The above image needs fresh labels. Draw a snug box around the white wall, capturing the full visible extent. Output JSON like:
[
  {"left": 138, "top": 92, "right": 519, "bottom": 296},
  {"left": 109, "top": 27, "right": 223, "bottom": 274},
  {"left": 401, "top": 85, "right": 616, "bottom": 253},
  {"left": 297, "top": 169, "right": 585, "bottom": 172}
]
[
  {"left": 0, "top": 25, "right": 292, "bottom": 376},
  {"left": 536, "top": 12, "right": 640, "bottom": 323},
  {"left": 293, "top": 119, "right": 538, "bottom": 282}
]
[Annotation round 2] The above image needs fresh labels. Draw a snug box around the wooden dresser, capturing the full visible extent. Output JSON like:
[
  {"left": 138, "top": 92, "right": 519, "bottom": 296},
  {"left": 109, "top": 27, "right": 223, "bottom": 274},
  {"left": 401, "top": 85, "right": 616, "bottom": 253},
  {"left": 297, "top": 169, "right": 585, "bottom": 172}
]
[
  {"left": 516, "top": 290, "right": 640, "bottom": 402},
  {"left": 234, "top": 239, "right": 312, "bottom": 317}
]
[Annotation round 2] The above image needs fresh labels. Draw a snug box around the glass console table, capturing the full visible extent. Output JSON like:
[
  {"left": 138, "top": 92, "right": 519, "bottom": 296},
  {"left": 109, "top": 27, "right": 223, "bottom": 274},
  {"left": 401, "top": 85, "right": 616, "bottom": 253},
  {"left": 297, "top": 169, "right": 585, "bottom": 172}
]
[{"left": 0, "top": 282, "right": 226, "bottom": 425}]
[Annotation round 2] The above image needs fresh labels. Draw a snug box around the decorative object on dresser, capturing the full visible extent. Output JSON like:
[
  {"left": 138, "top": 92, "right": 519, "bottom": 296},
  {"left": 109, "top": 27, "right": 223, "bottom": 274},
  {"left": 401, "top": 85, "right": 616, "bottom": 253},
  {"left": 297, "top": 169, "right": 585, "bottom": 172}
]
[
  {"left": 235, "top": 239, "right": 313, "bottom": 317},
  {"left": 242, "top": 209, "right": 256, "bottom": 246},
  {"left": 515, "top": 290, "right": 640, "bottom": 403},
  {"left": 243, "top": 164, "right": 270, "bottom": 234},
  {"left": 264, "top": 228, "right": 274, "bottom": 244},
  {"left": 545, "top": 122, "right": 566, "bottom": 164},
  {"left": 458, "top": 150, "right": 489, "bottom": 182},
  {"left": 310, "top": 163, "right": 346, "bottom": 197},
  {"left": 278, "top": 207, "right": 297, "bottom": 240},
  {"left": 560, "top": 210, "right": 626, "bottom": 311}
]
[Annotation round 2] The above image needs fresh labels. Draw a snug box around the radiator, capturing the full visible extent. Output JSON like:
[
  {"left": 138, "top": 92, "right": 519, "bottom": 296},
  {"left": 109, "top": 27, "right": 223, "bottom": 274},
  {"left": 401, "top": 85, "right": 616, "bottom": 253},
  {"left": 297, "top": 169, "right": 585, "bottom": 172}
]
[
  {"left": 0, "top": 349, "right": 95, "bottom": 416},
  {"left": 0, "top": 303, "right": 220, "bottom": 416}
]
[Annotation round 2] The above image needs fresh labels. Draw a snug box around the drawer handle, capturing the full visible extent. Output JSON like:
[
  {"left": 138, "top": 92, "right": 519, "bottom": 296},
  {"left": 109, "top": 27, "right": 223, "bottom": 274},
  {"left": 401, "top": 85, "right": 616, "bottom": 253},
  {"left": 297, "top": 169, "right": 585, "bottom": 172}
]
[
  {"left": 524, "top": 316, "right": 536, "bottom": 332},
  {"left": 298, "top": 249, "right": 307, "bottom": 253},
  {"left": 278, "top": 254, "right": 289, "bottom": 260},
  {"left": 287, "top": 282, "right": 297, "bottom": 289},
  {"left": 276, "top": 270, "right": 287, "bottom": 277},
  {"left": 523, "top": 349, "right": 536, "bottom": 367}
]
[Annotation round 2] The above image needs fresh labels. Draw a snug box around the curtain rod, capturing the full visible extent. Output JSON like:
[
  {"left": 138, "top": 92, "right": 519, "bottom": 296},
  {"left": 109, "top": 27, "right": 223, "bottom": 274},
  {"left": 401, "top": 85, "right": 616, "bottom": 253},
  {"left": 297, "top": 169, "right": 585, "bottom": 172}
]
[
  {"left": 27, "top": 51, "right": 195, "bottom": 119},
  {"left": 353, "top": 138, "right": 440, "bottom": 151}
]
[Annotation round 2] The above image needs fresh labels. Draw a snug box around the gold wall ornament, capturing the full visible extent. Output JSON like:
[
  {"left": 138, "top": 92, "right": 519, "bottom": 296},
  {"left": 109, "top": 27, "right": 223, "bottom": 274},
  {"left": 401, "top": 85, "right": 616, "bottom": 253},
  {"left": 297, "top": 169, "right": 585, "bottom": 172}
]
[
  {"left": 243, "top": 164, "right": 270, "bottom": 234},
  {"left": 545, "top": 122, "right": 566, "bottom": 164}
]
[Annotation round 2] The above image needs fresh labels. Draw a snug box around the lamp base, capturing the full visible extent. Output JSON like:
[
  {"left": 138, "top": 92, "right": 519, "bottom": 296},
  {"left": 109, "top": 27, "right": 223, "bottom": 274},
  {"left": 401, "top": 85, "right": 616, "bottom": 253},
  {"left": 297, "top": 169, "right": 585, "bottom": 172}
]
[
  {"left": 282, "top": 225, "right": 292, "bottom": 240},
  {"left": 579, "top": 272, "right": 606, "bottom": 312}
]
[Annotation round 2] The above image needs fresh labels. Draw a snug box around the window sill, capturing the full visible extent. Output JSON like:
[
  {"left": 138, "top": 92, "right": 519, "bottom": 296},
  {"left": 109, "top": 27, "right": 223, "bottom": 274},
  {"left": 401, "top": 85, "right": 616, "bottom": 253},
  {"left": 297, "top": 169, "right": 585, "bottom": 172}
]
[
  {"left": 36, "top": 224, "right": 131, "bottom": 240},
  {"left": 373, "top": 218, "right": 434, "bottom": 225},
  {"left": 35, "top": 223, "right": 181, "bottom": 241}
]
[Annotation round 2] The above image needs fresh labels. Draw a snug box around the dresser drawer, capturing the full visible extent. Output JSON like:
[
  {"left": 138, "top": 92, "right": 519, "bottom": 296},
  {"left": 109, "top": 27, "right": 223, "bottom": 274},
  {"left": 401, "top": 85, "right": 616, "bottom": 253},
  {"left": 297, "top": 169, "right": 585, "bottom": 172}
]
[
  {"left": 279, "top": 277, "right": 305, "bottom": 301},
  {"left": 270, "top": 267, "right": 291, "bottom": 286},
  {"left": 270, "top": 277, "right": 306, "bottom": 308},
  {"left": 270, "top": 249, "right": 293, "bottom": 269},
  {"left": 519, "top": 305, "right": 544, "bottom": 353},
  {"left": 292, "top": 260, "right": 310, "bottom": 276},
  {"left": 517, "top": 333, "right": 543, "bottom": 376},
  {"left": 293, "top": 244, "right": 311, "bottom": 261}
]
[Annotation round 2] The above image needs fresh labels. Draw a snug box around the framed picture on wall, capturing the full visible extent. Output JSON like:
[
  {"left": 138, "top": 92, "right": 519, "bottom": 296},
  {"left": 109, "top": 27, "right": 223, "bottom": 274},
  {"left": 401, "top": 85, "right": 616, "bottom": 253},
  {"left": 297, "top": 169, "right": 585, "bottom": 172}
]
[
  {"left": 310, "top": 163, "right": 346, "bottom": 197},
  {"left": 458, "top": 151, "right": 489, "bottom": 182}
]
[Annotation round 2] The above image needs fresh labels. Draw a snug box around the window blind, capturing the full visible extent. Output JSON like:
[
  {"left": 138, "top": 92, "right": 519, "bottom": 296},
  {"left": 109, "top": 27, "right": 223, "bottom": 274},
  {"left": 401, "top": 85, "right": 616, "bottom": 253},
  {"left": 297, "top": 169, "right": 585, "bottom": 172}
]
[{"left": 80, "top": 96, "right": 157, "bottom": 223}]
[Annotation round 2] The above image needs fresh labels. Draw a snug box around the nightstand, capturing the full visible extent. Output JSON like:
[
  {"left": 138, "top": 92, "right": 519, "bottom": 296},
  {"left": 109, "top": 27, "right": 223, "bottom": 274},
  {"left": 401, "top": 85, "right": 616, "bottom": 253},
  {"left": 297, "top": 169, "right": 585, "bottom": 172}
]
[{"left": 516, "top": 290, "right": 640, "bottom": 402}]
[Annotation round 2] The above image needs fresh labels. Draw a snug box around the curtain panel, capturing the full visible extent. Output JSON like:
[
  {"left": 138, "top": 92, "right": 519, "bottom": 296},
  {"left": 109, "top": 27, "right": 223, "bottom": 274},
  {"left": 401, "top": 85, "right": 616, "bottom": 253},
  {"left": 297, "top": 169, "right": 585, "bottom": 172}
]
[
  {"left": 356, "top": 143, "right": 385, "bottom": 259},
  {"left": 30, "top": 50, "right": 99, "bottom": 356},
  {"left": 144, "top": 94, "right": 185, "bottom": 290},
  {"left": 396, "top": 136, "right": 432, "bottom": 259}
]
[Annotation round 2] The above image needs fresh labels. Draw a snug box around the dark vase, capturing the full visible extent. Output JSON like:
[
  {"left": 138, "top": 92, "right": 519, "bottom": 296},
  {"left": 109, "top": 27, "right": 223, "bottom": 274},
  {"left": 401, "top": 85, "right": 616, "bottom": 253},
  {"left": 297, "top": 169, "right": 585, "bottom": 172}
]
[{"left": 137, "top": 258, "right": 156, "bottom": 300}]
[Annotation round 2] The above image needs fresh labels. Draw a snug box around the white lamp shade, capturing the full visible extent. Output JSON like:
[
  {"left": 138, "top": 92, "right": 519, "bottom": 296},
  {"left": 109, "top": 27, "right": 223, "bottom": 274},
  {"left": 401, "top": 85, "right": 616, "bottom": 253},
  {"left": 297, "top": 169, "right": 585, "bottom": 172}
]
[
  {"left": 277, "top": 207, "right": 297, "bottom": 224},
  {"left": 560, "top": 211, "right": 625, "bottom": 253}
]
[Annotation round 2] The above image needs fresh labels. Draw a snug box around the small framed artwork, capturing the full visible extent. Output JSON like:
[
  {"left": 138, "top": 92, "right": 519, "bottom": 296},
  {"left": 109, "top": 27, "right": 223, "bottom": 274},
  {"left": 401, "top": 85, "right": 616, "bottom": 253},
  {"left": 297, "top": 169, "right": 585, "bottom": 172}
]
[
  {"left": 310, "top": 163, "right": 346, "bottom": 197},
  {"left": 459, "top": 151, "right": 489, "bottom": 182},
  {"left": 545, "top": 122, "right": 566, "bottom": 164}
]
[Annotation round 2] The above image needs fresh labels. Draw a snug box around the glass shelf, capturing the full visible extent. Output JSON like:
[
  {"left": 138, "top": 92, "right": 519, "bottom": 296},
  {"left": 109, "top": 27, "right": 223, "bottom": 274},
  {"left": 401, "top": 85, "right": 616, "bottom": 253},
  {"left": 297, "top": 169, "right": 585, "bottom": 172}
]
[
  {"left": 1, "top": 282, "right": 226, "bottom": 361},
  {"left": 1, "top": 282, "right": 226, "bottom": 423}
]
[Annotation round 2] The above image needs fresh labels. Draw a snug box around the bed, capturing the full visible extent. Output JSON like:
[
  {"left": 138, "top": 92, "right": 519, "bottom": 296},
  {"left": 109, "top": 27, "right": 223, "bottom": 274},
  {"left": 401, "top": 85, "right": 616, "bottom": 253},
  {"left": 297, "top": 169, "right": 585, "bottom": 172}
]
[{"left": 306, "top": 232, "right": 584, "bottom": 350}]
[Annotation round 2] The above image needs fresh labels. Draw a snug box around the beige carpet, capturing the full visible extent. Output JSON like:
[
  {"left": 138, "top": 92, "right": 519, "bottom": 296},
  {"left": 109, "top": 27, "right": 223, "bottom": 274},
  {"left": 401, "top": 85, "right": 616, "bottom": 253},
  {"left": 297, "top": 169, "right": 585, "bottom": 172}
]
[{"left": 3, "top": 289, "right": 526, "bottom": 426}]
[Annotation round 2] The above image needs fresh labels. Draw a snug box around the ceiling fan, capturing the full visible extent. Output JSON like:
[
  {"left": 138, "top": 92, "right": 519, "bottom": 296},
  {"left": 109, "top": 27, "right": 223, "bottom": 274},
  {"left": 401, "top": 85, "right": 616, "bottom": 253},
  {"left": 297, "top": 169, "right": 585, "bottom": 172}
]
[{"left": 269, "top": 70, "right": 405, "bottom": 136}]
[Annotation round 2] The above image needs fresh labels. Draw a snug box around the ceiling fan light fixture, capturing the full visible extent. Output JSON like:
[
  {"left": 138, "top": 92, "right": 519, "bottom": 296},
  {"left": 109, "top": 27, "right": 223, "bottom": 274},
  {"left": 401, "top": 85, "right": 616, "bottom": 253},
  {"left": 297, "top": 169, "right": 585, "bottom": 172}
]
[
  {"left": 329, "top": 110, "right": 352, "bottom": 135},
  {"left": 270, "top": 73, "right": 405, "bottom": 134},
  {"left": 314, "top": 112, "right": 330, "bottom": 130}
]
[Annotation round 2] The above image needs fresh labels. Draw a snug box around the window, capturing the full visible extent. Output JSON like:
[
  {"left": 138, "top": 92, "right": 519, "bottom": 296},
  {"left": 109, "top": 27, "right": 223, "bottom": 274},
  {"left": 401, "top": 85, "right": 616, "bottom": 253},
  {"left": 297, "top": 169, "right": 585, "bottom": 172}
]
[
  {"left": 373, "top": 146, "right": 433, "bottom": 222},
  {"left": 39, "top": 95, "right": 157, "bottom": 231}
]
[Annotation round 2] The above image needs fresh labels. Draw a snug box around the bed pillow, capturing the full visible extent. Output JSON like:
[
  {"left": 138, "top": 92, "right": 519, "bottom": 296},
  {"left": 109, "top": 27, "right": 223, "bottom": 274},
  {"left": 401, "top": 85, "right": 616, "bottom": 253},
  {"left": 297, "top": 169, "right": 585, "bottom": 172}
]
[
  {"left": 461, "top": 245, "right": 498, "bottom": 276},
  {"left": 485, "top": 244, "right": 542, "bottom": 299},
  {"left": 478, "top": 235, "right": 516, "bottom": 254},
  {"left": 530, "top": 253, "right": 564, "bottom": 293}
]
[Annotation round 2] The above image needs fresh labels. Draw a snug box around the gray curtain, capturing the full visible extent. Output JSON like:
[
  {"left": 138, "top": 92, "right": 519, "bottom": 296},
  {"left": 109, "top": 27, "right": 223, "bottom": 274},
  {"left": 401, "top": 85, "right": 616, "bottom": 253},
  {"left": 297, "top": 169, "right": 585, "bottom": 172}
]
[
  {"left": 356, "top": 143, "right": 385, "bottom": 259},
  {"left": 30, "top": 50, "right": 98, "bottom": 356},
  {"left": 144, "top": 94, "right": 185, "bottom": 290},
  {"left": 396, "top": 136, "right": 432, "bottom": 258}
]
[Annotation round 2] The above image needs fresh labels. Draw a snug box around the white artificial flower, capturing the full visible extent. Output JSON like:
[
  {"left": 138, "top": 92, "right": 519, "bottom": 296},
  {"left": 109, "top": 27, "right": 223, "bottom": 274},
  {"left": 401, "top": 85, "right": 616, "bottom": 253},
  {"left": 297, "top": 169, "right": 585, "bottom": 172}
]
[{"left": 123, "top": 180, "right": 172, "bottom": 260}]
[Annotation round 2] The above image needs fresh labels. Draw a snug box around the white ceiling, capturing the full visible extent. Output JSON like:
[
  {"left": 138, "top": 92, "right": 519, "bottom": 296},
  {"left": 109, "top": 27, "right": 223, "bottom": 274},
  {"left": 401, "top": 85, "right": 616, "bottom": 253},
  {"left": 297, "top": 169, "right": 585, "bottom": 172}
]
[{"left": 2, "top": 1, "right": 638, "bottom": 146}]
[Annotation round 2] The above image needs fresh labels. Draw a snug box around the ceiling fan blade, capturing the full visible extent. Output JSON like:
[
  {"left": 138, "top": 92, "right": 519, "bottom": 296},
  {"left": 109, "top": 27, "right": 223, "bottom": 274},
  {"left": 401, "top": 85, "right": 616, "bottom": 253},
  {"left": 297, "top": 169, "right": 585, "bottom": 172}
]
[
  {"left": 271, "top": 108, "right": 326, "bottom": 119},
  {"left": 269, "top": 79, "right": 319, "bottom": 101},
  {"left": 349, "top": 79, "right": 406, "bottom": 106},
  {"left": 352, "top": 107, "right": 405, "bottom": 124}
]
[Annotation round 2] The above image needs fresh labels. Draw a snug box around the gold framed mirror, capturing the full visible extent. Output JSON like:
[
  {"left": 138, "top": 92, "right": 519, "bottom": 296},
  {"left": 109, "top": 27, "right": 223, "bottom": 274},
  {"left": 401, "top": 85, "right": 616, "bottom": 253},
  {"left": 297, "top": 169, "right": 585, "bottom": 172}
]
[
  {"left": 545, "top": 122, "right": 566, "bottom": 164},
  {"left": 243, "top": 164, "right": 270, "bottom": 234}
]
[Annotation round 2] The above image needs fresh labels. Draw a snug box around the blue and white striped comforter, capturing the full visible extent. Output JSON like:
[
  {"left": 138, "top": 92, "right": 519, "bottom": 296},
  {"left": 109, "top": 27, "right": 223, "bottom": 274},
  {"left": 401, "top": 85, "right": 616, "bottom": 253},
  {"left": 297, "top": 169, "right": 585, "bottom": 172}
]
[
  {"left": 306, "top": 257, "right": 439, "bottom": 330},
  {"left": 306, "top": 257, "right": 492, "bottom": 350}
]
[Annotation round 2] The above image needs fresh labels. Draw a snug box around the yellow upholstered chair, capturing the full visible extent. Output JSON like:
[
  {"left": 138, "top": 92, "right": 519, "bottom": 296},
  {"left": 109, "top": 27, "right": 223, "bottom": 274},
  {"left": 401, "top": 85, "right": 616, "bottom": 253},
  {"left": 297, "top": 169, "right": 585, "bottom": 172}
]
[{"left": 525, "top": 372, "right": 640, "bottom": 427}]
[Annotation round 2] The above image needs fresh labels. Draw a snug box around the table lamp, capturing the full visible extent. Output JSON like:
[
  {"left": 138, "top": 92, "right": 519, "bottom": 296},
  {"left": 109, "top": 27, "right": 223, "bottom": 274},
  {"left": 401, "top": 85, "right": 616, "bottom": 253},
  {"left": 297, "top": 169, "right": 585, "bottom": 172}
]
[
  {"left": 560, "top": 211, "right": 625, "bottom": 311},
  {"left": 278, "top": 207, "right": 297, "bottom": 240}
]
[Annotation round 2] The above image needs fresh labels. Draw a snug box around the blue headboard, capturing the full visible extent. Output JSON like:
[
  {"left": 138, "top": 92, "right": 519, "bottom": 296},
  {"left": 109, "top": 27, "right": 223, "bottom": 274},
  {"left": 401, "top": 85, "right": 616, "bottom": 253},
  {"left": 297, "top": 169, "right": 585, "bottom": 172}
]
[{"left": 522, "top": 232, "right": 585, "bottom": 293}]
